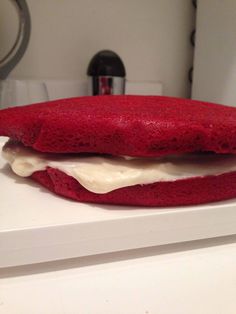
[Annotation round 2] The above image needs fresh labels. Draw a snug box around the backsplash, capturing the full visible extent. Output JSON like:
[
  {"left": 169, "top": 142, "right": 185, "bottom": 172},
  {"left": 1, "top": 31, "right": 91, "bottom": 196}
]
[{"left": 0, "top": 0, "right": 194, "bottom": 98}]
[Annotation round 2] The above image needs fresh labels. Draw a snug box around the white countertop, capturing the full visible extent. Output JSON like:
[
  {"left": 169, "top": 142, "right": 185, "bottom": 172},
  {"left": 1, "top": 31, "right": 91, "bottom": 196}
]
[{"left": 1, "top": 236, "right": 236, "bottom": 314}]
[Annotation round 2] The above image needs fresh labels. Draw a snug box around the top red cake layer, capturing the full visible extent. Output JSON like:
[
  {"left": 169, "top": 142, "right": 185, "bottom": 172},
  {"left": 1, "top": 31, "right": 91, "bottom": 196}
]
[{"left": 0, "top": 95, "right": 236, "bottom": 157}]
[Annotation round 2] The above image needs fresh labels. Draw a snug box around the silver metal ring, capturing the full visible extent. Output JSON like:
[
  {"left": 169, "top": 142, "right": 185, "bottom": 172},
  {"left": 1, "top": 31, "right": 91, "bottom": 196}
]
[{"left": 0, "top": 0, "right": 31, "bottom": 79}]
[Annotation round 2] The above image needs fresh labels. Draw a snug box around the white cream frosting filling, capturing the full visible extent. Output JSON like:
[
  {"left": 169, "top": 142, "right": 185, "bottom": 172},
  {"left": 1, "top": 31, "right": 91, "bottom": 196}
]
[{"left": 2, "top": 140, "right": 236, "bottom": 194}]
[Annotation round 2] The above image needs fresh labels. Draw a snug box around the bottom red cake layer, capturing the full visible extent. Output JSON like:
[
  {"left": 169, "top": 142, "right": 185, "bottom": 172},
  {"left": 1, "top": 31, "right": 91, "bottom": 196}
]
[{"left": 31, "top": 168, "right": 236, "bottom": 207}]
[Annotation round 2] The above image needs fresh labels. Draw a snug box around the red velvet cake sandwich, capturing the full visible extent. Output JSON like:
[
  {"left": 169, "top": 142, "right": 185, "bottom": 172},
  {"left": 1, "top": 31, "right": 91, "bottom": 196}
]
[{"left": 1, "top": 95, "right": 236, "bottom": 207}]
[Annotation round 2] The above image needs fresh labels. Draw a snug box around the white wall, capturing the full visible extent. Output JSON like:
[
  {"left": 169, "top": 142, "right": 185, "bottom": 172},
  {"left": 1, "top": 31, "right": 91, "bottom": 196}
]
[
  {"left": 0, "top": 0, "right": 194, "bottom": 98},
  {"left": 192, "top": 0, "right": 236, "bottom": 106}
]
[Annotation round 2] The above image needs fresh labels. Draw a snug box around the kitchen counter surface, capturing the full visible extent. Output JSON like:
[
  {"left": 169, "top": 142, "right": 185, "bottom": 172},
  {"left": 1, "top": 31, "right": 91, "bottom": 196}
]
[{"left": 1, "top": 235, "right": 236, "bottom": 314}]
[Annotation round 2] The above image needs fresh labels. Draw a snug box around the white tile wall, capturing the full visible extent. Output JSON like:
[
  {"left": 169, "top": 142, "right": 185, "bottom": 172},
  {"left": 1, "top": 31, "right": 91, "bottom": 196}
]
[
  {"left": 192, "top": 0, "right": 236, "bottom": 106},
  {"left": 0, "top": 0, "right": 194, "bottom": 98}
]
